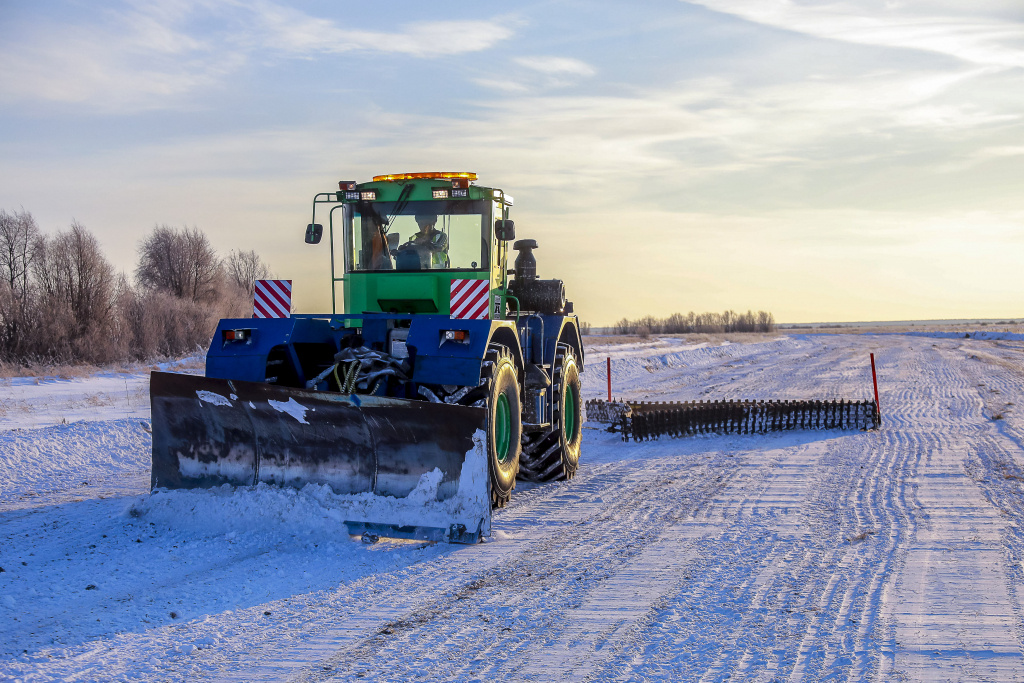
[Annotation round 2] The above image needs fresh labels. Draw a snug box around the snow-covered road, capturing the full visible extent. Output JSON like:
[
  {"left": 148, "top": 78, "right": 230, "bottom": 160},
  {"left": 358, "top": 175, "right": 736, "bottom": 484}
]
[{"left": 3, "top": 333, "right": 1024, "bottom": 681}]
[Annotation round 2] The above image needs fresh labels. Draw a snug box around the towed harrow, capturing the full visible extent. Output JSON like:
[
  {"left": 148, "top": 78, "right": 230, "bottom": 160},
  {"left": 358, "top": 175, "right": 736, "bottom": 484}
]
[{"left": 586, "top": 398, "right": 879, "bottom": 441}]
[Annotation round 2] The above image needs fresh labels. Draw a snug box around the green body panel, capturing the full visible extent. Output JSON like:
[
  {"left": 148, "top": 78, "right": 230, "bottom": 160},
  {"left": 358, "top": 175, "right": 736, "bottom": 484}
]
[
  {"left": 345, "top": 270, "right": 491, "bottom": 315},
  {"left": 331, "top": 176, "right": 513, "bottom": 318}
]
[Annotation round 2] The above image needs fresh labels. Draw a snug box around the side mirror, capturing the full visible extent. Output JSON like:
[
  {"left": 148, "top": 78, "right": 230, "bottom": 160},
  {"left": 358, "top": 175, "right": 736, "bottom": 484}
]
[
  {"left": 387, "top": 233, "right": 400, "bottom": 250},
  {"left": 494, "top": 219, "right": 515, "bottom": 242},
  {"left": 305, "top": 223, "right": 323, "bottom": 244}
]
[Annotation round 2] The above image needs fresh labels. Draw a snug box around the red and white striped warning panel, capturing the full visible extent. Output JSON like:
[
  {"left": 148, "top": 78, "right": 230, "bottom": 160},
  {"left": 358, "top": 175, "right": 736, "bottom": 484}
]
[
  {"left": 450, "top": 279, "right": 489, "bottom": 320},
  {"left": 253, "top": 279, "right": 292, "bottom": 319}
]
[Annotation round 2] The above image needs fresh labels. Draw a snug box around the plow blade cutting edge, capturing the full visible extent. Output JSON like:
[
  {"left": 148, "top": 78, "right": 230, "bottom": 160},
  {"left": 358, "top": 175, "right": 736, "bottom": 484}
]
[{"left": 150, "top": 371, "right": 490, "bottom": 543}]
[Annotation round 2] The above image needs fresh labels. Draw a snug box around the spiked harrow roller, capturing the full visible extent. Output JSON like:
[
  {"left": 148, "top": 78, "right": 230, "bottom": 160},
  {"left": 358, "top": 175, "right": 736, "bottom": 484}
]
[
  {"left": 150, "top": 173, "right": 584, "bottom": 543},
  {"left": 586, "top": 398, "right": 879, "bottom": 441}
]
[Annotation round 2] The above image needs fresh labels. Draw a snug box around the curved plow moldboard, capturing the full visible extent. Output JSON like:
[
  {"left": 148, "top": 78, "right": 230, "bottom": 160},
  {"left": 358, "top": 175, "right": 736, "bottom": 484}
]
[{"left": 586, "top": 399, "right": 880, "bottom": 442}]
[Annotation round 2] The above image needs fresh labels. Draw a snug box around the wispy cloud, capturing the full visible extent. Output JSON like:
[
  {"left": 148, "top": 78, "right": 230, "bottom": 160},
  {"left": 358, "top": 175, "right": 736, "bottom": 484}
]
[
  {"left": 683, "top": 0, "right": 1024, "bottom": 68},
  {"left": 249, "top": 1, "right": 515, "bottom": 58},
  {"left": 514, "top": 56, "right": 596, "bottom": 77},
  {"left": 0, "top": 1, "right": 516, "bottom": 112},
  {"left": 973, "top": 145, "right": 1024, "bottom": 159},
  {"left": 472, "top": 78, "right": 532, "bottom": 94}
]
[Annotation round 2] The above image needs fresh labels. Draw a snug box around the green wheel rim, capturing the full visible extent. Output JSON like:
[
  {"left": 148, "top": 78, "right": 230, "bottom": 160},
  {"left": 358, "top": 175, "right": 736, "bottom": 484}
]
[
  {"left": 563, "top": 382, "right": 577, "bottom": 441},
  {"left": 495, "top": 392, "right": 511, "bottom": 463}
]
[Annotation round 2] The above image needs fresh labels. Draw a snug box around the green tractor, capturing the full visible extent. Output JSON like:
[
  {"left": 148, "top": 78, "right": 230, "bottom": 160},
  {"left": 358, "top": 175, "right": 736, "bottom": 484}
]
[{"left": 150, "top": 172, "right": 584, "bottom": 543}]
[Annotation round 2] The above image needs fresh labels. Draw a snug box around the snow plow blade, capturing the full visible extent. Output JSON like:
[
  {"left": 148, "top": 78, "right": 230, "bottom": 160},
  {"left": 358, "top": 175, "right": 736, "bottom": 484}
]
[{"left": 150, "top": 371, "right": 490, "bottom": 543}]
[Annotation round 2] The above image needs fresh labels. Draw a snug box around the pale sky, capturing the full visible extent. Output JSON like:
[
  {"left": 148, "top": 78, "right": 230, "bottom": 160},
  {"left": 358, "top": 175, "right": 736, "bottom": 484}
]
[{"left": 1, "top": 1, "right": 1022, "bottom": 324}]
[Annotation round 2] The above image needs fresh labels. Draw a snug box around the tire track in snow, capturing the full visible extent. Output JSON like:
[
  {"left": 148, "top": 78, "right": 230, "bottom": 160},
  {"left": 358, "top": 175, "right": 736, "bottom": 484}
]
[
  {"left": 590, "top": 430, "right": 906, "bottom": 682},
  {"left": 936, "top": 340, "right": 1024, "bottom": 676},
  {"left": 878, "top": 339, "right": 1024, "bottom": 681},
  {"left": 276, "top": 452, "right": 741, "bottom": 682}
]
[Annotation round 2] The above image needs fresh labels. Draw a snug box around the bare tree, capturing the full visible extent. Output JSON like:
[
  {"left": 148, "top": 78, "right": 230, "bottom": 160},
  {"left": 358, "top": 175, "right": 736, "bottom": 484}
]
[
  {"left": 0, "top": 209, "right": 40, "bottom": 297},
  {"left": 136, "top": 225, "right": 222, "bottom": 303},
  {"left": 32, "top": 221, "right": 117, "bottom": 360},
  {"left": 225, "top": 249, "right": 273, "bottom": 297},
  {"left": 0, "top": 209, "right": 41, "bottom": 355},
  {"left": 0, "top": 280, "right": 16, "bottom": 352}
]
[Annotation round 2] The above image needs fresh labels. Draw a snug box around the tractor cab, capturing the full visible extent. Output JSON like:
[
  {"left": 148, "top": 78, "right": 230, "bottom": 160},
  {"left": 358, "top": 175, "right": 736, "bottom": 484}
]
[{"left": 307, "top": 172, "right": 515, "bottom": 317}]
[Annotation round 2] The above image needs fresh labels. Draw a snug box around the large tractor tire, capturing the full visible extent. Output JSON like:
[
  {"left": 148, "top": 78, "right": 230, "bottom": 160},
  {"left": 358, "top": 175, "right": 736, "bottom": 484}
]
[
  {"left": 552, "top": 343, "right": 583, "bottom": 479},
  {"left": 519, "top": 343, "right": 583, "bottom": 482},
  {"left": 485, "top": 345, "right": 522, "bottom": 508}
]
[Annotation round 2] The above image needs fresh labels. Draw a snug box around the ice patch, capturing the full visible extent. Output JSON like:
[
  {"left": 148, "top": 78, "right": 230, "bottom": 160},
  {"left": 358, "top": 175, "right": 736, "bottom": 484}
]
[
  {"left": 268, "top": 398, "right": 309, "bottom": 424},
  {"left": 196, "top": 390, "right": 232, "bottom": 407}
]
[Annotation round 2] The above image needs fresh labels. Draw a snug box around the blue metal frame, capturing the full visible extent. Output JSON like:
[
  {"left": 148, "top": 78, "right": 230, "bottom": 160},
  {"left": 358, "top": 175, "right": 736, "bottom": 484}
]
[
  {"left": 207, "top": 314, "right": 531, "bottom": 390},
  {"left": 206, "top": 311, "right": 581, "bottom": 402}
]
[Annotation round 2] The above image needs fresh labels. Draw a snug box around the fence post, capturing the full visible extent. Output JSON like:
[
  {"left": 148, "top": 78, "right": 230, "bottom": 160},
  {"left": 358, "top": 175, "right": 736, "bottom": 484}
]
[
  {"left": 870, "top": 352, "right": 881, "bottom": 424},
  {"left": 606, "top": 357, "right": 612, "bottom": 402}
]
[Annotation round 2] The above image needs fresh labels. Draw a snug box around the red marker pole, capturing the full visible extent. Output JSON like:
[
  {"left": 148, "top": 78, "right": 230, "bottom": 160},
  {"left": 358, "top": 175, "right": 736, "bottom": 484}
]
[
  {"left": 870, "top": 352, "right": 881, "bottom": 421},
  {"left": 607, "top": 357, "right": 612, "bottom": 401}
]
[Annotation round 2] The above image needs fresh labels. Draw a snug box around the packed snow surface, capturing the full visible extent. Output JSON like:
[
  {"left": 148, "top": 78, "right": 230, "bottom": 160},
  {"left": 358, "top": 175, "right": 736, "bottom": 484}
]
[{"left": 4, "top": 332, "right": 1024, "bottom": 680}]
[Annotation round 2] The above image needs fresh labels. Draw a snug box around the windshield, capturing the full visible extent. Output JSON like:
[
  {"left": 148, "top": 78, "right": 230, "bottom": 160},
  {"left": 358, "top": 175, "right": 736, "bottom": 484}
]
[{"left": 344, "top": 199, "right": 490, "bottom": 272}]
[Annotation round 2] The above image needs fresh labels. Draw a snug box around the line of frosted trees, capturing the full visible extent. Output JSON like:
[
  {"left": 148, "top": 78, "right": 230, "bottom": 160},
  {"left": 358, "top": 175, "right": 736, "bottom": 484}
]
[
  {"left": 0, "top": 208, "right": 271, "bottom": 366},
  {"left": 614, "top": 310, "right": 776, "bottom": 336}
]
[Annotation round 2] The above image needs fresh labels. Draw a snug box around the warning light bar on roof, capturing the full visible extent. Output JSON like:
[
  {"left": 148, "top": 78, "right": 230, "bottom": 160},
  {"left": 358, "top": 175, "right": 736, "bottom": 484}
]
[{"left": 372, "top": 172, "right": 478, "bottom": 182}]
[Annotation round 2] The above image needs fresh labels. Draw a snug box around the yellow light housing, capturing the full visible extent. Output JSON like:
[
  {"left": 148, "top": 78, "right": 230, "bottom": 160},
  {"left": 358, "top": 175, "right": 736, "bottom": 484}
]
[{"left": 372, "top": 172, "right": 478, "bottom": 182}]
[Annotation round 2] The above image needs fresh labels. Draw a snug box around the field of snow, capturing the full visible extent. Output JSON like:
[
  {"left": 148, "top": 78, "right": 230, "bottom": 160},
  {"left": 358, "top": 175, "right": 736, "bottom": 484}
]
[{"left": 4, "top": 333, "right": 1024, "bottom": 681}]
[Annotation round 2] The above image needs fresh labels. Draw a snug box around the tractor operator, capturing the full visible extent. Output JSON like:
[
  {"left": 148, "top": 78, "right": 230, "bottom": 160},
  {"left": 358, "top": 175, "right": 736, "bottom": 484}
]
[{"left": 404, "top": 213, "right": 449, "bottom": 268}]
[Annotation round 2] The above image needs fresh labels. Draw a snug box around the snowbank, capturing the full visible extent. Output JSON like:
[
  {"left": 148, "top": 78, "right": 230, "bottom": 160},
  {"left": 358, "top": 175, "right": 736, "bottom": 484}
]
[{"left": 0, "top": 418, "right": 151, "bottom": 505}]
